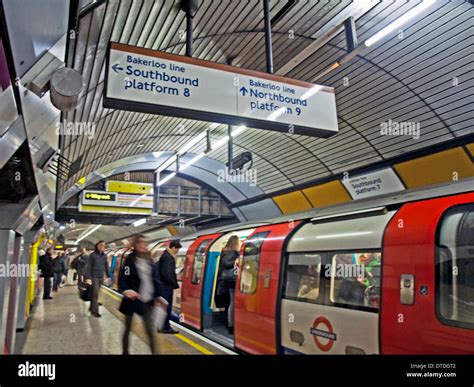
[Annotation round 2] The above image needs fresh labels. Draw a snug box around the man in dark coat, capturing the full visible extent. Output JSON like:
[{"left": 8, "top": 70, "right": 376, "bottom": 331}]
[
  {"left": 52, "top": 253, "right": 66, "bottom": 292},
  {"left": 38, "top": 248, "right": 54, "bottom": 300},
  {"left": 86, "top": 240, "right": 110, "bottom": 317},
  {"left": 155, "top": 240, "right": 182, "bottom": 334}
]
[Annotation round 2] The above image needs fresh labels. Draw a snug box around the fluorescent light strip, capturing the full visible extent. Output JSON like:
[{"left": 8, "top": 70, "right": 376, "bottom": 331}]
[
  {"left": 181, "top": 152, "right": 205, "bottom": 171},
  {"left": 76, "top": 224, "right": 102, "bottom": 243},
  {"left": 301, "top": 85, "right": 324, "bottom": 100},
  {"left": 364, "top": 0, "right": 437, "bottom": 47},
  {"left": 211, "top": 125, "right": 247, "bottom": 149},
  {"left": 158, "top": 172, "right": 176, "bottom": 186},
  {"left": 178, "top": 130, "right": 208, "bottom": 155},
  {"left": 133, "top": 218, "right": 146, "bottom": 227},
  {"left": 157, "top": 125, "right": 247, "bottom": 186},
  {"left": 157, "top": 154, "right": 177, "bottom": 173}
]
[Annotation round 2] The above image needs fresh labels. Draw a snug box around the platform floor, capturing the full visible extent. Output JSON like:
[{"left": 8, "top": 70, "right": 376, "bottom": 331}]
[{"left": 17, "top": 284, "right": 227, "bottom": 355}]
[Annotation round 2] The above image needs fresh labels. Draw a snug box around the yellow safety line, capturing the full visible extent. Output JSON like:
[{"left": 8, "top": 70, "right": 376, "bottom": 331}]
[
  {"left": 174, "top": 334, "right": 214, "bottom": 355},
  {"left": 100, "top": 287, "right": 214, "bottom": 355}
]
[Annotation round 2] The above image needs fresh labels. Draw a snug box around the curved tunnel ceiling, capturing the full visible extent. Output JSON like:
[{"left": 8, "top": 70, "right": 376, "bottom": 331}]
[{"left": 60, "top": 0, "right": 474, "bottom": 202}]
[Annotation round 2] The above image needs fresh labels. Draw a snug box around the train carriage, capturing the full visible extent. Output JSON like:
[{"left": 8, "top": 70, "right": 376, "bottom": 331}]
[{"left": 150, "top": 179, "right": 474, "bottom": 354}]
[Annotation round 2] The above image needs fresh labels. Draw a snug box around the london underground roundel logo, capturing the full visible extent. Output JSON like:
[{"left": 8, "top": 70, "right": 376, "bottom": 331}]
[{"left": 310, "top": 316, "right": 336, "bottom": 352}]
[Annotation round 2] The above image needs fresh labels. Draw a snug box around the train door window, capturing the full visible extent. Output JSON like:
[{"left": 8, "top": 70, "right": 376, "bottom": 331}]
[
  {"left": 191, "top": 239, "right": 211, "bottom": 285},
  {"left": 436, "top": 205, "right": 474, "bottom": 329},
  {"left": 329, "top": 252, "right": 381, "bottom": 310},
  {"left": 283, "top": 253, "right": 322, "bottom": 303},
  {"left": 240, "top": 231, "right": 270, "bottom": 295}
]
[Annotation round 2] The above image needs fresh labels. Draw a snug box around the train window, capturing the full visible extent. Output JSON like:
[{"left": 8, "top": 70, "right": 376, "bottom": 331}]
[
  {"left": 329, "top": 252, "right": 381, "bottom": 309},
  {"left": 436, "top": 205, "right": 474, "bottom": 330},
  {"left": 240, "top": 231, "right": 270, "bottom": 295},
  {"left": 191, "top": 239, "right": 211, "bottom": 285},
  {"left": 283, "top": 253, "right": 322, "bottom": 303}
]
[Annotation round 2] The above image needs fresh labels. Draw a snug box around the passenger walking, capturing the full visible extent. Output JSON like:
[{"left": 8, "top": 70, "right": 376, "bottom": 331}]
[
  {"left": 52, "top": 252, "right": 66, "bottom": 292},
  {"left": 38, "top": 248, "right": 54, "bottom": 300},
  {"left": 218, "top": 236, "right": 240, "bottom": 334},
  {"left": 119, "top": 235, "right": 161, "bottom": 355},
  {"left": 155, "top": 241, "right": 182, "bottom": 334},
  {"left": 86, "top": 241, "right": 110, "bottom": 317}
]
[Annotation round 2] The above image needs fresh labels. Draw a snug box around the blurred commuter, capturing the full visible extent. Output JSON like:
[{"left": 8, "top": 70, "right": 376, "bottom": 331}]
[
  {"left": 86, "top": 241, "right": 110, "bottom": 317},
  {"left": 38, "top": 248, "right": 54, "bottom": 300},
  {"left": 52, "top": 252, "right": 66, "bottom": 292},
  {"left": 119, "top": 235, "right": 161, "bottom": 355},
  {"left": 72, "top": 248, "right": 89, "bottom": 288},
  {"left": 218, "top": 236, "right": 240, "bottom": 334},
  {"left": 60, "top": 251, "right": 68, "bottom": 287},
  {"left": 155, "top": 240, "right": 181, "bottom": 334}
]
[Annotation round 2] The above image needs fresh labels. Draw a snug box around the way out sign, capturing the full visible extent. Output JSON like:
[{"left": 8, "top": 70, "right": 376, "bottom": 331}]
[{"left": 104, "top": 42, "right": 338, "bottom": 137}]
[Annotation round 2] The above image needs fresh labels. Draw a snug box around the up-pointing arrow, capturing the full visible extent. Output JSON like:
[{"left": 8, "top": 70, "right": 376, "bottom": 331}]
[
  {"left": 240, "top": 86, "right": 248, "bottom": 96},
  {"left": 112, "top": 64, "right": 124, "bottom": 73}
]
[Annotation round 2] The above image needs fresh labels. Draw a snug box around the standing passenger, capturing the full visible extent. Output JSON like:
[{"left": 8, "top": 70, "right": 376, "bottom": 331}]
[
  {"left": 86, "top": 241, "right": 110, "bottom": 317},
  {"left": 52, "top": 252, "right": 66, "bottom": 292},
  {"left": 119, "top": 235, "right": 161, "bottom": 355},
  {"left": 155, "top": 241, "right": 181, "bottom": 334},
  {"left": 72, "top": 248, "right": 89, "bottom": 288},
  {"left": 219, "top": 236, "right": 240, "bottom": 334},
  {"left": 39, "top": 248, "right": 54, "bottom": 300}
]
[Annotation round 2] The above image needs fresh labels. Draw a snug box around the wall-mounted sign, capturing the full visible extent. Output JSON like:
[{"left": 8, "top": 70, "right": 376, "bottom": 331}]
[
  {"left": 81, "top": 190, "right": 153, "bottom": 209},
  {"left": 84, "top": 191, "right": 116, "bottom": 202},
  {"left": 104, "top": 42, "right": 338, "bottom": 137},
  {"left": 341, "top": 168, "right": 405, "bottom": 200}
]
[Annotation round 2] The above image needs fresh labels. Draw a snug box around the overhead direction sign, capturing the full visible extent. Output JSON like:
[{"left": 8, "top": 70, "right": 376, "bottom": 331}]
[{"left": 104, "top": 42, "right": 338, "bottom": 137}]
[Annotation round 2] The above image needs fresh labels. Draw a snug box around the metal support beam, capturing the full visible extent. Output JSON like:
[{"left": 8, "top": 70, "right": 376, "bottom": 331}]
[
  {"left": 206, "top": 129, "right": 212, "bottom": 152},
  {"left": 344, "top": 16, "right": 358, "bottom": 52},
  {"left": 185, "top": 9, "right": 193, "bottom": 57},
  {"left": 152, "top": 171, "right": 158, "bottom": 214},
  {"left": 227, "top": 125, "right": 234, "bottom": 172},
  {"left": 181, "top": 0, "right": 198, "bottom": 57},
  {"left": 66, "top": 0, "right": 81, "bottom": 68},
  {"left": 263, "top": 0, "right": 273, "bottom": 74}
]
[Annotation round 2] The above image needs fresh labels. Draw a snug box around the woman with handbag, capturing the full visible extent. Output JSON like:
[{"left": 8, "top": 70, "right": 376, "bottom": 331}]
[
  {"left": 218, "top": 235, "right": 241, "bottom": 334},
  {"left": 118, "top": 234, "right": 161, "bottom": 355}
]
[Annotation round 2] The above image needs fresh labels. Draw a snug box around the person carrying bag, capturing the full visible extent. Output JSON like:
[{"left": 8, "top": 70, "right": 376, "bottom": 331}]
[{"left": 119, "top": 234, "right": 161, "bottom": 355}]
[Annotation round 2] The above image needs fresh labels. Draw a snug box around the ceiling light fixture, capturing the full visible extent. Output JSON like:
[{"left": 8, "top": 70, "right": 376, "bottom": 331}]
[
  {"left": 76, "top": 224, "right": 102, "bottom": 243},
  {"left": 365, "top": 0, "right": 437, "bottom": 47},
  {"left": 133, "top": 218, "right": 147, "bottom": 227}
]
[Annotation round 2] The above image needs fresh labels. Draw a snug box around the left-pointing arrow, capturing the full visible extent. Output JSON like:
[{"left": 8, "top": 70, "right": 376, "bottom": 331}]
[{"left": 112, "top": 64, "right": 124, "bottom": 73}]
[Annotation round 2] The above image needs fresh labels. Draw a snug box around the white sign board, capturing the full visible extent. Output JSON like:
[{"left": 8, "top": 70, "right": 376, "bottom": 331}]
[
  {"left": 104, "top": 43, "right": 338, "bottom": 137},
  {"left": 341, "top": 168, "right": 405, "bottom": 199}
]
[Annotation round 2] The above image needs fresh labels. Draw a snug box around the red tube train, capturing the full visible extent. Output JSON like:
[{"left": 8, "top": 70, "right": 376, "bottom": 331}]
[{"left": 137, "top": 180, "right": 474, "bottom": 354}]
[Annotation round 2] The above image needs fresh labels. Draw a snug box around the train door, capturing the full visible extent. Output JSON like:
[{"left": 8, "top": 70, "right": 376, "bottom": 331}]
[
  {"left": 171, "top": 240, "right": 191, "bottom": 317},
  {"left": 200, "top": 229, "right": 255, "bottom": 346},
  {"left": 234, "top": 222, "right": 300, "bottom": 354},
  {"left": 181, "top": 234, "right": 221, "bottom": 330},
  {"left": 381, "top": 193, "right": 474, "bottom": 354}
]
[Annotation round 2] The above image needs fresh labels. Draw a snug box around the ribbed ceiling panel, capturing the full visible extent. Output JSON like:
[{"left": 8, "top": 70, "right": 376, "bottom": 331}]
[{"left": 59, "top": 0, "right": 474, "bottom": 199}]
